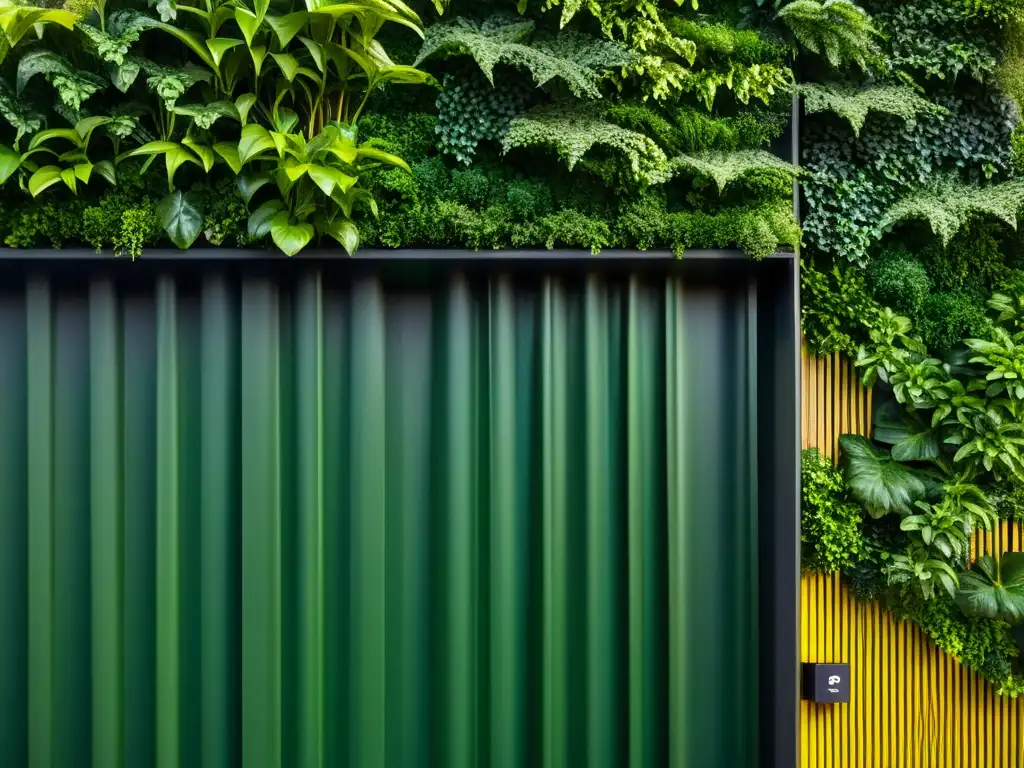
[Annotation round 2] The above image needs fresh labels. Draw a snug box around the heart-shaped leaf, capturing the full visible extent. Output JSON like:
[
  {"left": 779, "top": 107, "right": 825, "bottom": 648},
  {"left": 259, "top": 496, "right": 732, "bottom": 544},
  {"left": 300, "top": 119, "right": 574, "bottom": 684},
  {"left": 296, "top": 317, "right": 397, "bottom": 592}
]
[
  {"left": 238, "top": 124, "right": 275, "bottom": 164},
  {"left": 237, "top": 171, "right": 272, "bottom": 204},
  {"left": 156, "top": 190, "right": 204, "bottom": 250},
  {"left": 247, "top": 199, "right": 284, "bottom": 238},
  {"left": 269, "top": 210, "right": 313, "bottom": 256},
  {"left": 322, "top": 217, "right": 358, "bottom": 255}
]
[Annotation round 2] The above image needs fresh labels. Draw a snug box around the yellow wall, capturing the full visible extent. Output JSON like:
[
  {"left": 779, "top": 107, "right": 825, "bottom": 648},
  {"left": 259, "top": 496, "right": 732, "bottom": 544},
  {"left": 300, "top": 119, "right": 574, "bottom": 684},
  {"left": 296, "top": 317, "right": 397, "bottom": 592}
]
[{"left": 800, "top": 348, "right": 1024, "bottom": 767}]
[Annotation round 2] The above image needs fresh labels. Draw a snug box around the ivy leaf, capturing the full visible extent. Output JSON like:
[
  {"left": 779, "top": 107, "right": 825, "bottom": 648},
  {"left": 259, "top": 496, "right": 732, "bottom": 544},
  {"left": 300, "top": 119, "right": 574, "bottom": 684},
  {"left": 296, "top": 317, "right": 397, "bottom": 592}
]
[
  {"left": 156, "top": 190, "right": 204, "bottom": 250},
  {"left": 269, "top": 210, "right": 313, "bottom": 256},
  {"left": 955, "top": 553, "right": 1024, "bottom": 621},
  {"left": 840, "top": 434, "right": 928, "bottom": 518}
]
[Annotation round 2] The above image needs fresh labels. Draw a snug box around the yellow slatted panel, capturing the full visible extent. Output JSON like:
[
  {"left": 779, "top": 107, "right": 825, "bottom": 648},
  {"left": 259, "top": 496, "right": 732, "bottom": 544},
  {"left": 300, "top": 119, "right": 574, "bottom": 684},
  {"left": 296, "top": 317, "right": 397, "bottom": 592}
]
[{"left": 800, "top": 343, "right": 1024, "bottom": 767}]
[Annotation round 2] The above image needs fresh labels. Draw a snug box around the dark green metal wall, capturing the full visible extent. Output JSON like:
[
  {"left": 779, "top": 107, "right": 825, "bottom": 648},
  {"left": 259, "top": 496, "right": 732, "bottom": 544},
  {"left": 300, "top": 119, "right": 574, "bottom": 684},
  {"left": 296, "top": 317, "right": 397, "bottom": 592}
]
[{"left": 0, "top": 264, "right": 767, "bottom": 768}]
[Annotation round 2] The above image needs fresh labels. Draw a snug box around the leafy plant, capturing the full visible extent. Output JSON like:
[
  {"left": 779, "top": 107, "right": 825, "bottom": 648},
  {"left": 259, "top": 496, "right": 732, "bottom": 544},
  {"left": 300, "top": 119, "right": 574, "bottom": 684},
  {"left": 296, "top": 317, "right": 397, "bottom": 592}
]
[
  {"left": 840, "top": 433, "right": 928, "bottom": 518},
  {"left": 776, "top": 0, "right": 882, "bottom": 70},
  {"left": 956, "top": 553, "right": 1024, "bottom": 621},
  {"left": 801, "top": 447, "right": 867, "bottom": 572},
  {"left": 886, "top": 540, "right": 960, "bottom": 600},
  {"left": 671, "top": 150, "right": 798, "bottom": 193},
  {"left": 237, "top": 122, "right": 406, "bottom": 255},
  {"left": 503, "top": 103, "right": 670, "bottom": 185},
  {"left": 795, "top": 83, "right": 944, "bottom": 137},
  {"left": 414, "top": 16, "right": 632, "bottom": 99}
]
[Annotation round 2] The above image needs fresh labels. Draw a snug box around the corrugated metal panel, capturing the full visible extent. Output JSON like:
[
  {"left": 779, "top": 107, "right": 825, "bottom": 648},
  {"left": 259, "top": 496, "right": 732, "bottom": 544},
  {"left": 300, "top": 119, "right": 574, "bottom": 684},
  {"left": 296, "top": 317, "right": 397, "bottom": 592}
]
[
  {"left": 0, "top": 266, "right": 764, "bottom": 768},
  {"left": 800, "top": 345, "right": 1024, "bottom": 767}
]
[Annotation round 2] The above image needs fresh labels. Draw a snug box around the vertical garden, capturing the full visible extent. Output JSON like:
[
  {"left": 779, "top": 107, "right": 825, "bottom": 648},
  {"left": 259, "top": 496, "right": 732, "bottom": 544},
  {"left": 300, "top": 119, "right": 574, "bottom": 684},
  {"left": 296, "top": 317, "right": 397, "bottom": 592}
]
[{"left": 2, "top": 0, "right": 1024, "bottom": 707}]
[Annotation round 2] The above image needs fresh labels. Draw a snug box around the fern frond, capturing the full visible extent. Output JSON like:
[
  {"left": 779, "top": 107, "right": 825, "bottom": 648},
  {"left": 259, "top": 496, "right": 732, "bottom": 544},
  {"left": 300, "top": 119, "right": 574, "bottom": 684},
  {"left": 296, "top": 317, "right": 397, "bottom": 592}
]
[
  {"left": 414, "top": 16, "right": 632, "bottom": 99},
  {"left": 880, "top": 176, "right": 1024, "bottom": 245},
  {"left": 671, "top": 150, "right": 799, "bottom": 192},
  {"left": 777, "top": 0, "right": 881, "bottom": 70},
  {"left": 502, "top": 103, "right": 670, "bottom": 185},
  {"left": 795, "top": 83, "right": 944, "bottom": 136}
]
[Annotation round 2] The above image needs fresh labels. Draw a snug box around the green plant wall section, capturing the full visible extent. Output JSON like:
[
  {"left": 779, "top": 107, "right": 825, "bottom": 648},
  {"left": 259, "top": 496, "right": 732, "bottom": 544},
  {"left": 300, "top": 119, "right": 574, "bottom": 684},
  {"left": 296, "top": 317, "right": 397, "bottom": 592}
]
[{"left": 0, "top": 264, "right": 760, "bottom": 768}]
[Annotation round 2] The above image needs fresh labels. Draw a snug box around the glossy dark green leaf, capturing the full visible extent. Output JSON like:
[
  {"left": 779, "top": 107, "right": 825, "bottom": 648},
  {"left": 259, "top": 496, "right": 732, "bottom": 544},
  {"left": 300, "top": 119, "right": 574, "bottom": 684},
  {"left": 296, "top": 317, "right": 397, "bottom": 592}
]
[
  {"left": 156, "top": 190, "right": 204, "bottom": 250},
  {"left": 840, "top": 434, "right": 927, "bottom": 518}
]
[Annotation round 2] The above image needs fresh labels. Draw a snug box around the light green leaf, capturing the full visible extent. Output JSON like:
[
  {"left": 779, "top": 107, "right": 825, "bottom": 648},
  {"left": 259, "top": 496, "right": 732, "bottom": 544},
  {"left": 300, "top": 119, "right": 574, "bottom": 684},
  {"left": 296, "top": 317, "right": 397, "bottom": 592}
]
[
  {"left": 235, "top": 93, "right": 257, "bottom": 125},
  {"left": 137, "top": 18, "right": 218, "bottom": 71},
  {"left": 355, "top": 145, "right": 410, "bottom": 171},
  {"left": 28, "top": 165, "right": 63, "bottom": 196},
  {"left": 307, "top": 164, "right": 354, "bottom": 196},
  {"left": 270, "top": 210, "right": 314, "bottom": 256},
  {"left": 182, "top": 138, "right": 215, "bottom": 172},
  {"left": 298, "top": 36, "right": 326, "bottom": 72},
  {"left": 59, "top": 167, "right": 77, "bottom": 193},
  {"left": 165, "top": 146, "right": 202, "bottom": 187},
  {"left": 264, "top": 11, "right": 307, "bottom": 48},
  {"left": 73, "top": 162, "right": 92, "bottom": 183},
  {"left": 322, "top": 217, "right": 358, "bottom": 255},
  {"left": 270, "top": 52, "right": 300, "bottom": 81},
  {"left": 0, "top": 144, "right": 20, "bottom": 183},
  {"left": 206, "top": 37, "right": 243, "bottom": 67},
  {"left": 238, "top": 124, "right": 275, "bottom": 164},
  {"left": 233, "top": 7, "right": 260, "bottom": 46},
  {"left": 156, "top": 189, "right": 204, "bottom": 249},
  {"left": 213, "top": 142, "right": 242, "bottom": 174}
]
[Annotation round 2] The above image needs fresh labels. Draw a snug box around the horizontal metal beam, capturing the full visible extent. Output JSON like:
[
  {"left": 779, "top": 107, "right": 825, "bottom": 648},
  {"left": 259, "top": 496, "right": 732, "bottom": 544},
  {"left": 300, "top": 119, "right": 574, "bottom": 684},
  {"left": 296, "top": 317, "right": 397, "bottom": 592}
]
[{"left": 0, "top": 247, "right": 797, "bottom": 261}]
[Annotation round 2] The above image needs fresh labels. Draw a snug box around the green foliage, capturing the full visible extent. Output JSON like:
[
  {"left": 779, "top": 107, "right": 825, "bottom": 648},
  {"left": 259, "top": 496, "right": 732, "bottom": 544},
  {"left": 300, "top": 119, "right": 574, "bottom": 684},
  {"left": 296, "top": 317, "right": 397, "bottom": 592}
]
[
  {"left": 605, "top": 103, "right": 787, "bottom": 154},
  {"left": 868, "top": 247, "right": 931, "bottom": 316},
  {"left": 671, "top": 149, "right": 798, "bottom": 192},
  {"left": 801, "top": 262, "right": 882, "bottom": 357},
  {"left": 956, "top": 553, "right": 1024, "bottom": 622},
  {"left": 916, "top": 292, "right": 989, "bottom": 353},
  {"left": 801, "top": 448, "right": 867, "bottom": 572},
  {"left": 434, "top": 72, "right": 531, "bottom": 164},
  {"left": 886, "top": 540, "right": 960, "bottom": 600},
  {"left": 892, "top": 591, "right": 1021, "bottom": 690},
  {"left": 795, "top": 83, "right": 944, "bottom": 137},
  {"left": 503, "top": 103, "right": 670, "bottom": 185},
  {"left": 776, "top": 0, "right": 882, "bottom": 70},
  {"left": 840, "top": 433, "right": 928, "bottom": 519},
  {"left": 877, "top": 0, "right": 1000, "bottom": 80},
  {"left": 880, "top": 177, "right": 1024, "bottom": 247},
  {"left": 414, "top": 16, "right": 632, "bottom": 99},
  {"left": 615, "top": 193, "right": 799, "bottom": 259}
]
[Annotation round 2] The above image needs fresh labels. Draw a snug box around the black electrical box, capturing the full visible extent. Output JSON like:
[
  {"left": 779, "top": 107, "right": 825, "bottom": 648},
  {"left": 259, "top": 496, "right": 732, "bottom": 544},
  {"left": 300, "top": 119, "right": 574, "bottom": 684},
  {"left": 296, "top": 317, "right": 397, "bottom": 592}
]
[{"left": 801, "top": 663, "right": 849, "bottom": 704}]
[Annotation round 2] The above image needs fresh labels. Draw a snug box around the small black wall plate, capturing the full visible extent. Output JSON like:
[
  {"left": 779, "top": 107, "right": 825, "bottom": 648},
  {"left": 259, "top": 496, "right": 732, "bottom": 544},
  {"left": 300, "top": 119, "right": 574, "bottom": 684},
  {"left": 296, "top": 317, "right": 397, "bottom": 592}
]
[{"left": 801, "top": 663, "right": 849, "bottom": 704}]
